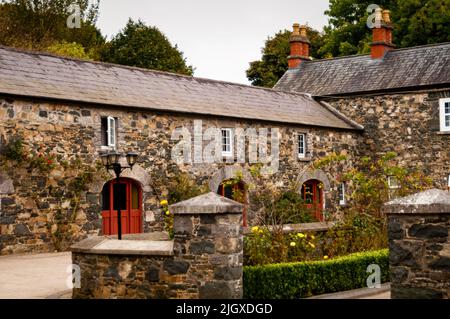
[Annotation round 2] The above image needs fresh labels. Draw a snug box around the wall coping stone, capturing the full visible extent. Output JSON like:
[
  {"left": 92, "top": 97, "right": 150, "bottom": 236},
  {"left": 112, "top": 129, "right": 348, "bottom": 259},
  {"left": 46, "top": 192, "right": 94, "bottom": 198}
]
[
  {"left": 383, "top": 189, "right": 450, "bottom": 214},
  {"left": 71, "top": 237, "right": 174, "bottom": 256},
  {"left": 170, "top": 192, "right": 243, "bottom": 215}
]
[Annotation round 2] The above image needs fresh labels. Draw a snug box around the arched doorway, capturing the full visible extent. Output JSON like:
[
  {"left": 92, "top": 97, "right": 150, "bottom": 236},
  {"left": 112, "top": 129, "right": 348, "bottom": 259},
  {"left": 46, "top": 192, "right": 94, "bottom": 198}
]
[
  {"left": 217, "top": 179, "right": 248, "bottom": 226},
  {"left": 101, "top": 178, "right": 142, "bottom": 235},
  {"left": 301, "top": 179, "right": 324, "bottom": 221}
]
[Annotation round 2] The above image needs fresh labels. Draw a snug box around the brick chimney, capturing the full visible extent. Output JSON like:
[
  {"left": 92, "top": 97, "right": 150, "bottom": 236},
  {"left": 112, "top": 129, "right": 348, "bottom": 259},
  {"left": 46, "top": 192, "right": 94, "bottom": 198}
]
[
  {"left": 288, "top": 23, "right": 311, "bottom": 68},
  {"left": 371, "top": 8, "right": 395, "bottom": 59}
]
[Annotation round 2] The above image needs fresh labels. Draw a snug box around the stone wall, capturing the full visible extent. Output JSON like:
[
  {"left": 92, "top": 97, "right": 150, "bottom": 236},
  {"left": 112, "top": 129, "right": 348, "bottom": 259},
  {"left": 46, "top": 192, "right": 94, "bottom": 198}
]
[
  {"left": 72, "top": 192, "right": 243, "bottom": 299},
  {"left": 384, "top": 189, "right": 450, "bottom": 299},
  {"left": 0, "top": 96, "right": 362, "bottom": 255},
  {"left": 325, "top": 90, "right": 450, "bottom": 189}
]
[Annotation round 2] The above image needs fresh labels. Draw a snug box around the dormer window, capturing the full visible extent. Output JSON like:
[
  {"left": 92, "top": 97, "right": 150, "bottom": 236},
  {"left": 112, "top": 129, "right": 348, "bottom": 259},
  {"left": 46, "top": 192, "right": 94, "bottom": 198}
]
[
  {"left": 221, "top": 128, "right": 233, "bottom": 157},
  {"left": 101, "top": 116, "right": 117, "bottom": 149},
  {"left": 439, "top": 98, "right": 450, "bottom": 132},
  {"left": 298, "top": 133, "right": 306, "bottom": 158}
]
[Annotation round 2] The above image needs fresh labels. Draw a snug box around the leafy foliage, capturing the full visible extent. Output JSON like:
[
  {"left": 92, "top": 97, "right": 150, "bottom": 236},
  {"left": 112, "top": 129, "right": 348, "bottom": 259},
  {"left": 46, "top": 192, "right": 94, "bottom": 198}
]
[
  {"left": 0, "top": 0, "right": 104, "bottom": 51},
  {"left": 247, "top": 0, "right": 450, "bottom": 86},
  {"left": 244, "top": 226, "right": 319, "bottom": 266},
  {"left": 243, "top": 249, "right": 389, "bottom": 299},
  {"left": 46, "top": 41, "right": 93, "bottom": 59},
  {"left": 246, "top": 28, "right": 325, "bottom": 87},
  {"left": 100, "top": 19, "right": 194, "bottom": 76}
]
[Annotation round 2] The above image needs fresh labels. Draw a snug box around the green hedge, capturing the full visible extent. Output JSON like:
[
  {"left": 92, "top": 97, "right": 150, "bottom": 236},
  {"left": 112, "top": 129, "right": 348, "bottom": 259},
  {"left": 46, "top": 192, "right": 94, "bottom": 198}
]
[{"left": 243, "top": 249, "right": 389, "bottom": 299}]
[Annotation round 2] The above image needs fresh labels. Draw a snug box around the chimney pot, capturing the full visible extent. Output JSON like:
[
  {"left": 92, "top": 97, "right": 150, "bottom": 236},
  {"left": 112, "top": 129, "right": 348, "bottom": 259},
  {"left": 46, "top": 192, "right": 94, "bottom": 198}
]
[
  {"left": 288, "top": 23, "right": 311, "bottom": 69},
  {"left": 382, "top": 10, "right": 391, "bottom": 24},
  {"left": 292, "top": 23, "right": 300, "bottom": 35},
  {"left": 371, "top": 7, "right": 395, "bottom": 59},
  {"left": 300, "top": 25, "right": 308, "bottom": 37}
]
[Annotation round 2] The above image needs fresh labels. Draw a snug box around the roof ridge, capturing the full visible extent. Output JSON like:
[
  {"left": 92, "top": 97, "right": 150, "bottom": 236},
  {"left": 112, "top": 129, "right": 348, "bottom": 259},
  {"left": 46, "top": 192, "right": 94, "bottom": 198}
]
[
  {"left": 0, "top": 44, "right": 310, "bottom": 99},
  {"left": 297, "top": 41, "right": 450, "bottom": 66}
]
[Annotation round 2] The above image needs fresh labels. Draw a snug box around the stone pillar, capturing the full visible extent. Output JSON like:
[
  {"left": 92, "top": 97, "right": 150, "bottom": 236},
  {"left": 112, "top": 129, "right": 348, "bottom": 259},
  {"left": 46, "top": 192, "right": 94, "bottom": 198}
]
[
  {"left": 383, "top": 189, "right": 450, "bottom": 299},
  {"left": 170, "top": 192, "right": 243, "bottom": 299}
]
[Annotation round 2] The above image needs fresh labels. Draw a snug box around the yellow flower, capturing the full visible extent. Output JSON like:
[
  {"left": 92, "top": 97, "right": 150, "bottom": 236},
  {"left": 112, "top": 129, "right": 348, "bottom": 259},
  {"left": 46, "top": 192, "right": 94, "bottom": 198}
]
[
  {"left": 297, "top": 232, "right": 305, "bottom": 238},
  {"left": 165, "top": 211, "right": 170, "bottom": 216},
  {"left": 160, "top": 200, "right": 168, "bottom": 206},
  {"left": 308, "top": 242, "right": 315, "bottom": 249},
  {"left": 290, "top": 242, "right": 296, "bottom": 247},
  {"left": 258, "top": 229, "right": 264, "bottom": 234},
  {"left": 310, "top": 235, "right": 315, "bottom": 240},
  {"left": 251, "top": 226, "right": 259, "bottom": 233},
  {"left": 323, "top": 255, "right": 329, "bottom": 260}
]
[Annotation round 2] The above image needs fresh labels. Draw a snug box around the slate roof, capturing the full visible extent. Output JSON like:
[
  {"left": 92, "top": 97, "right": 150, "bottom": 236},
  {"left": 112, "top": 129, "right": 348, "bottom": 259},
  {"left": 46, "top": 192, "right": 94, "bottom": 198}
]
[
  {"left": 0, "top": 45, "right": 360, "bottom": 130},
  {"left": 275, "top": 42, "right": 450, "bottom": 96}
]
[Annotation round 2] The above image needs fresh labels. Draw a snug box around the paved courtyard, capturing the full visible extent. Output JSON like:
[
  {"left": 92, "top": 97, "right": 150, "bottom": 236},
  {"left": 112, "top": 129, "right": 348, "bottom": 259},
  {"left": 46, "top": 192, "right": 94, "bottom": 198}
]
[
  {"left": 0, "top": 252, "right": 71, "bottom": 299},
  {"left": 0, "top": 252, "right": 390, "bottom": 299}
]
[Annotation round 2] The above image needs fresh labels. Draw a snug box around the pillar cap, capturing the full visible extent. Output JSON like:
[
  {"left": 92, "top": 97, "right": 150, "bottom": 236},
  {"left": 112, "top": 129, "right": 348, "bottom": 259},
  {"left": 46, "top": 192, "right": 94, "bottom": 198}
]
[
  {"left": 170, "top": 192, "right": 244, "bottom": 215},
  {"left": 382, "top": 189, "right": 450, "bottom": 215}
]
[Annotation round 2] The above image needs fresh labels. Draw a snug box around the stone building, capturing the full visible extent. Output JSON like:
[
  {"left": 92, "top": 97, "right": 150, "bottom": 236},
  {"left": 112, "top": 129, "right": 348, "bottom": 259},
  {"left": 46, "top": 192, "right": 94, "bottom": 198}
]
[
  {"left": 275, "top": 10, "right": 450, "bottom": 190},
  {"left": 0, "top": 8, "right": 449, "bottom": 255},
  {"left": 0, "top": 45, "right": 362, "bottom": 254}
]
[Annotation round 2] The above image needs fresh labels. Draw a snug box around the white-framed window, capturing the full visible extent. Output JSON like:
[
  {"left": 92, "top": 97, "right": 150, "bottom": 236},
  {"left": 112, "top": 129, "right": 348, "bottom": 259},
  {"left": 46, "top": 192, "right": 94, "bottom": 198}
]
[
  {"left": 298, "top": 133, "right": 306, "bottom": 158},
  {"left": 447, "top": 173, "right": 450, "bottom": 189},
  {"left": 221, "top": 128, "right": 233, "bottom": 157},
  {"left": 388, "top": 176, "right": 400, "bottom": 189},
  {"left": 439, "top": 98, "right": 450, "bottom": 132},
  {"left": 338, "top": 182, "right": 346, "bottom": 205},
  {"left": 101, "top": 116, "right": 117, "bottom": 148}
]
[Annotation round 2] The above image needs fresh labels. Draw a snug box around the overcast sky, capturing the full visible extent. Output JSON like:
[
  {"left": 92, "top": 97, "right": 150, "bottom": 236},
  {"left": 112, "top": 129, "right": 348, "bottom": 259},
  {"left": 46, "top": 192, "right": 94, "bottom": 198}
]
[{"left": 96, "top": 0, "right": 330, "bottom": 84}]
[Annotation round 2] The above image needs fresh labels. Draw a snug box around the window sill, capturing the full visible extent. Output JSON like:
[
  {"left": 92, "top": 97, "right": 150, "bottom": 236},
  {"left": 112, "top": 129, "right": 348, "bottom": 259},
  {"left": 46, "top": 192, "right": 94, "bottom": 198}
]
[
  {"left": 298, "top": 157, "right": 312, "bottom": 162},
  {"left": 436, "top": 131, "right": 450, "bottom": 135}
]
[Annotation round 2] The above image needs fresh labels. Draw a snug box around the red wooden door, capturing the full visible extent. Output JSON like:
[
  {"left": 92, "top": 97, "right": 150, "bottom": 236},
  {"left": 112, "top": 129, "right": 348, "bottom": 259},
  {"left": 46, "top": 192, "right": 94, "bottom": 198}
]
[
  {"left": 218, "top": 181, "right": 248, "bottom": 227},
  {"left": 301, "top": 180, "right": 324, "bottom": 221},
  {"left": 101, "top": 178, "right": 142, "bottom": 235}
]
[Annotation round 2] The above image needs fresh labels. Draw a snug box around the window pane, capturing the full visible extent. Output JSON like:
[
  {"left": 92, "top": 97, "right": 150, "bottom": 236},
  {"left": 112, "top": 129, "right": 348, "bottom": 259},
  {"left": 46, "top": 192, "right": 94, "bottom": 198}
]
[
  {"left": 223, "top": 184, "right": 233, "bottom": 199},
  {"left": 131, "top": 184, "right": 139, "bottom": 209},
  {"left": 113, "top": 183, "right": 127, "bottom": 210},
  {"left": 446, "top": 115, "right": 450, "bottom": 127},
  {"left": 303, "top": 184, "right": 313, "bottom": 203},
  {"left": 101, "top": 117, "right": 108, "bottom": 146},
  {"left": 108, "top": 117, "right": 116, "bottom": 146},
  {"left": 445, "top": 102, "right": 450, "bottom": 114},
  {"left": 298, "top": 134, "right": 305, "bottom": 156},
  {"left": 221, "top": 129, "right": 231, "bottom": 153}
]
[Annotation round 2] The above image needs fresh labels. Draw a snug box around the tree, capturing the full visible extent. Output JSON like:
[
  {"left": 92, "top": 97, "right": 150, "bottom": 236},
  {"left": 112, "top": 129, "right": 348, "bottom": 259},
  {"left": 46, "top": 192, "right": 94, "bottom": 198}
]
[
  {"left": 246, "top": 27, "right": 324, "bottom": 88},
  {"left": 46, "top": 41, "right": 93, "bottom": 60},
  {"left": 100, "top": 19, "right": 194, "bottom": 76},
  {"left": 320, "top": 0, "right": 450, "bottom": 57},
  {"left": 0, "top": 0, "right": 104, "bottom": 51}
]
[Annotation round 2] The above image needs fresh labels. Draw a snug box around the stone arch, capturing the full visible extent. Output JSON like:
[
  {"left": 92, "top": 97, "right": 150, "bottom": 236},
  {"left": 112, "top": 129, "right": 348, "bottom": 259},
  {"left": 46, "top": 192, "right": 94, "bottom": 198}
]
[
  {"left": 297, "top": 168, "right": 331, "bottom": 191},
  {"left": 208, "top": 165, "right": 254, "bottom": 192},
  {"left": 90, "top": 163, "right": 152, "bottom": 193}
]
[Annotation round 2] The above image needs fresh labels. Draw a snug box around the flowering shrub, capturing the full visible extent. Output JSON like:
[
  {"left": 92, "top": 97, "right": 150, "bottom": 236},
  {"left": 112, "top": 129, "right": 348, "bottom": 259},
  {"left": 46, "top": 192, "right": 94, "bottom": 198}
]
[
  {"left": 244, "top": 226, "right": 322, "bottom": 266},
  {"left": 159, "top": 200, "right": 173, "bottom": 238}
]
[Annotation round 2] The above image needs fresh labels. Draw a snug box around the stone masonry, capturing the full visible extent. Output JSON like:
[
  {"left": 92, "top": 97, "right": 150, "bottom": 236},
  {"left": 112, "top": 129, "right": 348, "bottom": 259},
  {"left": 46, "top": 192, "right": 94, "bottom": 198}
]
[
  {"left": 383, "top": 189, "right": 450, "bottom": 299},
  {"left": 0, "top": 96, "right": 361, "bottom": 255},
  {"left": 72, "top": 192, "right": 243, "bottom": 299},
  {"left": 326, "top": 90, "right": 450, "bottom": 189}
]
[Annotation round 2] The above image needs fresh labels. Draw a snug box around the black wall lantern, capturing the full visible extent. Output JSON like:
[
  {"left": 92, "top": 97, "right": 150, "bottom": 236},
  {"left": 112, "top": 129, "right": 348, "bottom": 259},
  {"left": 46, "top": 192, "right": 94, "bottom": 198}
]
[{"left": 100, "top": 151, "right": 138, "bottom": 240}]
